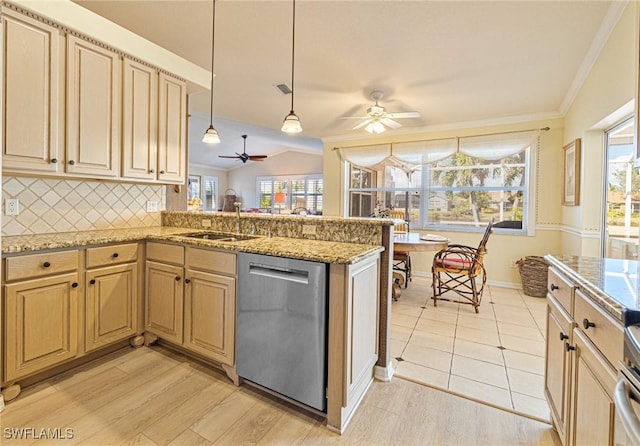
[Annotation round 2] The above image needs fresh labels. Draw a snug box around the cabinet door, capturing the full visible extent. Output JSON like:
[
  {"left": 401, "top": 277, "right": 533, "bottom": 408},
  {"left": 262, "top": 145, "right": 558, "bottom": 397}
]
[
  {"left": 4, "top": 273, "right": 79, "bottom": 382},
  {"left": 145, "top": 261, "right": 183, "bottom": 344},
  {"left": 122, "top": 58, "right": 157, "bottom": 180},
  {"left": 184, "top": 269, "right": 235, "bottom": 365},
  {"left": 2, "top": 10, "right": 61, "bottom": 173},
  {"left": 85, "top": 263, "right": 138, "bottom": 352},
  {"left": 157, "top": 72, "right": 186, "bottom": 184},
  {"left": 545, "top": 296, "right": 573, "bottom": 445},
  {"left": 570, "top": 329, "right": 617, "bottom": 446},
  {"left": 66, "top": 35, "right": 120, "bottom": 177}
]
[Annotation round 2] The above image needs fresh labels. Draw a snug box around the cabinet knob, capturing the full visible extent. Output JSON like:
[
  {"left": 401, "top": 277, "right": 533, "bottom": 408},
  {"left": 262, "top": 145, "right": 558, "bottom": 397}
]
[
  {"left": 583, "top": 318, "right": 595, "bottom": 330},
  {"left": 51, "top": 158, "right": 58, "bottom": 164},
  {"left": 185, "top": 278, "right": 191, "bottom": 284},
  {"left": 550, "top": 283, "right": 559, "bottom": 291},
  {"left": 72, "top": 282, "right": 78, "bottom": 288},
  {"left": 112, "top": 253, "right": 119, "bottom": 258},
  {"left": 160, "top": 170, "right": 165, "bottom": 174},
  {"left": 175, "top": 276, "right": 181, "bottom": 281},
  {"left": 150, "top": 169, "right": 155, "bottom": 173},
  {"left": 89, "top": 279, "right": 96, "bottom": 285},
  {"left": 565, "top": 342, "right": 576, "bottom": 352},
  {"left": 69, "top": 160, "right": 75, "bottom": 166},
  {"left": 559, "top": 332, "right": 569, "bottom": 341},
  {"left": 43, "top": 261, "right": 51, "bottom": 268}
]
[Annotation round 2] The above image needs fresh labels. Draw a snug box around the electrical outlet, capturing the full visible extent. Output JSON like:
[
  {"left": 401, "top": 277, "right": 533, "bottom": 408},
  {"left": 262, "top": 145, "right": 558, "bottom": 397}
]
[
  {"left": 146, "top": 201, "right": 159, "bottom": 212},
  {"left": 5, "top": 198, "right": 19, "bottom": 216},
  {"left": 202, "top": 219, "right": 212, "bottom": 228},
  {"left": 302, "top": 224, "right": 317, "bottom": 235}
]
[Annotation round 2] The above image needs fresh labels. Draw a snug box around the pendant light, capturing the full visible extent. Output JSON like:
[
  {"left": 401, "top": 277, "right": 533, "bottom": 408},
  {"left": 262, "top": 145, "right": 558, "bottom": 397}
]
[
  {"left": 202, "top": 0, "right": 221, "bottom": 144},
  {"left": 281, "top": 0, "right": 302, "bottom": 133}
]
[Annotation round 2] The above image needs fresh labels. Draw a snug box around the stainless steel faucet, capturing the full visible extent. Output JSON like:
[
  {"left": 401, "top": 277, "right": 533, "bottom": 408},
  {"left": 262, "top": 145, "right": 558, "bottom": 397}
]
[{"left": 234, "top": 202, "right": 241, "bottom": 233}]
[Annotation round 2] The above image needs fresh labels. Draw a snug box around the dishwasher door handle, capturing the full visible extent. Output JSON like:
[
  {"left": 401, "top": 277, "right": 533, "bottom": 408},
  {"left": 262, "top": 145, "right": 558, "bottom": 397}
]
[
  {"left": 249, "top": 264, "right": 309, "bottom": 284},
  {"left": 615, "top": 377, "right": 640, "bottom": 444}
]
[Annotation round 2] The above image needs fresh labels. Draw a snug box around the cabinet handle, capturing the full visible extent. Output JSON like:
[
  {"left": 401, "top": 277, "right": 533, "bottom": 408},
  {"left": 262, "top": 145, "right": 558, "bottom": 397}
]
[
  {"left": 112, "top": 253, "right": 119, "bottom": 258},
  {"left": 160, "top": 170, "right": 165, "bottom": 174},
  {"left": 72, "top": 282, "right": 78, "bottom": 288},
  {"left": 559, "top": 332, "right": 569, "bottom": 341},
  {"left": 185, "top": 278, "right": 191, "bottom": 284},
  {"left": 69, "top": 160, "right": 75, "bottom": 166},
  {"left": 583, "top": 318, "right": 596, "bottom": 330},
  {"left": 89, "top": 279, "right": 96, "bottom": 285},
  {"left": 51, "top": 158, "right": 58, "bottom": 164},
  {"left": 150, "top": 168, "right": 155, "bottom": 173},
  {"left": 550, "top": 283, "right": 559, "bottom": 291},
  {"left": 565, "top": 343, "right": 576, "bottom": 352},
  {"left": 175, "top": 276, "right": 181, "bottom": 281},
  {"left": 43, "top": 261, "right": 51, "bottom": 268}
]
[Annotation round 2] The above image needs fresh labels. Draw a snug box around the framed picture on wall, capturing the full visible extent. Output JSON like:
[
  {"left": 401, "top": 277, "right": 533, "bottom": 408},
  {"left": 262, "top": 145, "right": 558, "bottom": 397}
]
[{"left": 563, "top": 138, "right": 581, "bottom": 206}]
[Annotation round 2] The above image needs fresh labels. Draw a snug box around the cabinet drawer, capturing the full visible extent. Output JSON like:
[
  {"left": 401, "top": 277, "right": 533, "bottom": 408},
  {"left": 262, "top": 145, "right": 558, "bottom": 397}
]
[
  {"left": 574, "top": 289, "right": 623, "bottom": 368},
  {"left": 5, "top": 250, "right": 79, "bottom": 281},
  {"left": 86, "top": 243, "right": 138, "bottom": 268},
  {"left": 147, "top": 242, "right": 184, "bottom": 265},
  {"left": 548, "top": 267, "right": 574, "bottom": 315},
  {"left": 187, "top": 247, "right": 236, "bottom": 276}
]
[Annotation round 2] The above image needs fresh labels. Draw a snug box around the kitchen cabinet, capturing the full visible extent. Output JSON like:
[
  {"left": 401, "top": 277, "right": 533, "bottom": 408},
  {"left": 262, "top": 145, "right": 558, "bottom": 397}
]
[
  {"left": 157, "top": 72, "right": 187, "bottom": 184},
  {"left": 122, "top": 58, "right": 158, "bottom": 181},
  {"left": 85, "top": 243, "right": 140, "bottom": 352},
  {"left": 66, "top": 35, "right": 120, "bottom": 178},
  {"left": 544, "top": 266, "right": 622, "bottom": 446},
  {"left": 1, "top": 9, "right": 62, "bottom": 173},
  {"left": 3, "top": 250, "right": 80, "bottom": 384}
]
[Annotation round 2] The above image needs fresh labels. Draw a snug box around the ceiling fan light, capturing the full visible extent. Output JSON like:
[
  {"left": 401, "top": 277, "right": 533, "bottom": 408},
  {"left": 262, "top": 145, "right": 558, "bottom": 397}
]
[
  {"left": 365, "top": 121, "right": 385, "bottom": 134},
  {"left": 281, "top": 111, "right": 302, "bottom": 133},
  {"left": 202, "top": 125, "right": 221, "bottom": 144}
]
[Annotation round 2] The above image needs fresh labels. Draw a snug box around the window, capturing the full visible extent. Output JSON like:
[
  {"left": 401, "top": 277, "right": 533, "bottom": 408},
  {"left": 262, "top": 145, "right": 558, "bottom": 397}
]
[
  {"left": 187, "top": 175, "right": 218, "bottom": 212},
  {"left": 603, "top": 118, "right": 637, "bottom": 259},
  {"left": 343, "top": 131, "right": 537, "bottom": 232},
  {"left": 257, "top": 175, "right": 323, "bottom": 214}
]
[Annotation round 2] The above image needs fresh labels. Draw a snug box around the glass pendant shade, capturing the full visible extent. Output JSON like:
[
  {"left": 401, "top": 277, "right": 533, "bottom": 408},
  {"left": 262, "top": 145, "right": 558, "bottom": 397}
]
[
  {"left": 281, "top": 111, "right": 302, "bottom": 133},
  {"left": 202, "top": 125, "right": 221, "bottom": 143},
  {"left": 365, "top": 120, "right": 385, "bottom": 134}
]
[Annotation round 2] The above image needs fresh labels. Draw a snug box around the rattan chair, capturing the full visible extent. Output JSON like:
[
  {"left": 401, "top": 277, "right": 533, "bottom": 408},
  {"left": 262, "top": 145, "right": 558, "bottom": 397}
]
[
  {"left": 390, "top": 212, "right": 411, "bottom": 288},
  {"left": 431, "top": 219, "right": 493, "bottom": 313}
]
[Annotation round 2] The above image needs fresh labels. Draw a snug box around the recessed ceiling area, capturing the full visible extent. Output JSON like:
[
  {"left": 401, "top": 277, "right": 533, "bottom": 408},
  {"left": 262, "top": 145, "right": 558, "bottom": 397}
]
[{"left": 71, "top": 0, "right": 617, "bottom": 168}]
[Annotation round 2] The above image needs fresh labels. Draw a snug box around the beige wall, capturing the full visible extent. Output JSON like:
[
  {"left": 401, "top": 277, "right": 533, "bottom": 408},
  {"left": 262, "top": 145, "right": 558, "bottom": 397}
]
[
  {"left": 563, "top": 1, "right": 637, "bottom": 256},
  {"left": 187, "top": 165, "right": 229, "bottom": 211},
  {"left": 227, "top": 151, "right": 322, "bottom": 209}
]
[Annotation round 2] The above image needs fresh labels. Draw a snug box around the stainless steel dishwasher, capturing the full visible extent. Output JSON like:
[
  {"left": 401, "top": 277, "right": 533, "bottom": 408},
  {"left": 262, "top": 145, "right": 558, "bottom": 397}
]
[{"left": 236, "top": 253, "right": 328, "bottom": 412}]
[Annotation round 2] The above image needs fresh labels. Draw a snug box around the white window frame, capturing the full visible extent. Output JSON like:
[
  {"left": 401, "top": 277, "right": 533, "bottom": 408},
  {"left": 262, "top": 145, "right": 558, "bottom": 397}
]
[{"left": 256, "top": 174, "right": 323, "bottom": 214}]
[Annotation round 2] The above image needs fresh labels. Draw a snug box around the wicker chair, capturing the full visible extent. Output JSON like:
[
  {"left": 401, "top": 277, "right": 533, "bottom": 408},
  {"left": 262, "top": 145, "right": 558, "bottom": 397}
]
[
  {"left": 390, "top": 211, "right": 411, "bottom": 288},
  {"left": 431, "top": 219, "right": 493, "bottom": 313}
]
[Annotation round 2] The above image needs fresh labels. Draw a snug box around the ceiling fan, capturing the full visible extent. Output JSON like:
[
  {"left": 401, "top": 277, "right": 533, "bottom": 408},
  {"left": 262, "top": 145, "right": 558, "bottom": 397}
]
[
  {"left": 344, "top": 90, "right": 421, "bottom": 134},
  {"left": 218, "top": 134, "right": 267, "bottom": 163}
]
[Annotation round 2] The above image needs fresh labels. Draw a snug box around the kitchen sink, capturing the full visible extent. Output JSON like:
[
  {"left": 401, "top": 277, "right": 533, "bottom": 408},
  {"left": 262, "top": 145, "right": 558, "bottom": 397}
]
[{"left": 181, "top": 232, "right": 260, "bottom": 242}]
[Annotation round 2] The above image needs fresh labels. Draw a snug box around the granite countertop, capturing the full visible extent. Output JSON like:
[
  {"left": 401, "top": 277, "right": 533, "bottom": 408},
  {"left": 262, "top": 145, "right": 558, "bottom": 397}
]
[
  {"left": 2, "top": 227, "right": 384, "bottom": 265},
  {"left": 545, "top": 254, "right": 639, "bottom": 322}
]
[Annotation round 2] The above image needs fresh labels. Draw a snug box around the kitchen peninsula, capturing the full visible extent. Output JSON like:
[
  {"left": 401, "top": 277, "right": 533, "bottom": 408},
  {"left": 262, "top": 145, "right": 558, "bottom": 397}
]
[{"left": 0, "top": 212, "right": 393, "bottom": 433}]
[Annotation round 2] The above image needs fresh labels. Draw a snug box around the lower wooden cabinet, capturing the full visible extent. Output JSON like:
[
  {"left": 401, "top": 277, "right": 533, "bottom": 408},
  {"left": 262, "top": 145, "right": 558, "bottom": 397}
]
[
  {"left": 184, "top": 269, "right": 235, "bottom": 365},
  {"left": 145, "top": 260, "right": 184, "bottom": 344},
  {"left": 85, "top": 263, "right": 138, "bottom": 352},
  {"left": 4, "top": 272, "right": 79, "bottom": 382}
]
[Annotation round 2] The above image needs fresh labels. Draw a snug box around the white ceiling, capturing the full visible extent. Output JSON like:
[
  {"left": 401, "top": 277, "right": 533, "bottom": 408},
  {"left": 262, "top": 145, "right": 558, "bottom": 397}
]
[{"left": 71, "top": 0, "right": 618, "bottom": 169}]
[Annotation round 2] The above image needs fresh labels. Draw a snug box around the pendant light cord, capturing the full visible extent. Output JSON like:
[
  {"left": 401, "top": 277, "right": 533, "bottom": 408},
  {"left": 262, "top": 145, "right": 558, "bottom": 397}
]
[
  {"left": 290, "top": 0, "right": 296, "bottom": 113},
  {"left": 209, "top": 0, "right": 216, "bottom": 126}
]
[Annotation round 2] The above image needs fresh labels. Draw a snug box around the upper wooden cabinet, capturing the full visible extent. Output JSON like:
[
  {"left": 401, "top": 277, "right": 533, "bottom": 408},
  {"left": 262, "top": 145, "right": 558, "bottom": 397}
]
[
  {"left": 1, "top": 10, "right": 62, "bottom": 173},
  {"left": 122, "top": 58, "right": 158, "bottom": 181},
  {"left": 66, "top": 35, "right": 120, "bottom": 178},
  {"left": 157, "top": 72, "right": 187, "bottom": 184}
]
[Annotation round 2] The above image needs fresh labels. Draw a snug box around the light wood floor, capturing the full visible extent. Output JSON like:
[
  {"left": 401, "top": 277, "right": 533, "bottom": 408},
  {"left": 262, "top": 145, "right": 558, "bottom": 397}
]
[{"left": 0, "top": 345, "right": 561, "bottom": 446}]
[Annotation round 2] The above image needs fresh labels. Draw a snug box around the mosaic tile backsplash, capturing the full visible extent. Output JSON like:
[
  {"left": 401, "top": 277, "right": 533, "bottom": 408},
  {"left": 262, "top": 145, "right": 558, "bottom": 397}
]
[{"left": 2, "top": 176, "right": 164, "bottom": 236}]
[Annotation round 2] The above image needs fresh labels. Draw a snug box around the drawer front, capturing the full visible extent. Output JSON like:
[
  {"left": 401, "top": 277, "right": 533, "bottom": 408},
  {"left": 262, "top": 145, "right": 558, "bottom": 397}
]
[
  {"left": 187, "top": 247, "right": 236, "bottom": 276},
  {"left": 5, "top": 250, "right": 79, "bottom": 281},
  {"left": 147, "top": 242, "right": 184, "bottom": 265},
  {"left": 86, "top": 243, "right": 138, "bottom": 268},
  {"left": 574, "top": 288, "right": 623, "bottom": 368},
  {"left": 548, "top": 267, "right": 574, "bottom": 315}
]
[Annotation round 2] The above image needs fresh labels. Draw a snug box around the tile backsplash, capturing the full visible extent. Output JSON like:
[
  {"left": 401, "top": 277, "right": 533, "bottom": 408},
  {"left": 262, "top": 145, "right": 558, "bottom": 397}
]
[{"left": 2, "top": 176, "right": 165, "bottom": 236}]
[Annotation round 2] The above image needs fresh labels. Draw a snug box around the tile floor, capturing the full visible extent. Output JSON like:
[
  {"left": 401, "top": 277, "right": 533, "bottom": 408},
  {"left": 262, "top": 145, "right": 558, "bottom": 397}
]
[{"left": 391, "top": 275, "right": 550, "bottom": 422}]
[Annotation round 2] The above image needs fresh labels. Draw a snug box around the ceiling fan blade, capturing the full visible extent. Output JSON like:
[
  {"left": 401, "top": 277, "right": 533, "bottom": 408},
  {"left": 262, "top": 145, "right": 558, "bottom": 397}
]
[
  {"left": 380, "top": 117, "right": 402, "bottom": 129},
  {"left": 248, "top": 155, "right": 268, "bottom": 160},
  {"left": 352, "top": 119, "right": 373, "bottom": 130},
  {"left": 386, "top": 111, "right": 421, "bottom": 119},
  {"left": 218, "top": 155, "right": 239, "bottom": 159}
]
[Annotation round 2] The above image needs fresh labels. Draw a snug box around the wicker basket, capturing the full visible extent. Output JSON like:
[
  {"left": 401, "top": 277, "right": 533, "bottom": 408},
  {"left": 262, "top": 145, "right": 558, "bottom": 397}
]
[{"left": 516, "top": 256, "right": 550, "bottom": 297}]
